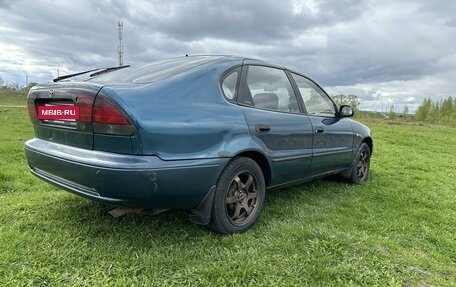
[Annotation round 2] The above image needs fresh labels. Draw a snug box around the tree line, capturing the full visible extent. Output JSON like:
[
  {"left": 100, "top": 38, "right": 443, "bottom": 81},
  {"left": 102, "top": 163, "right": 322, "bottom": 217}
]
[
  {"left": 0, "top": 76, "right": 37, "bottom": 94},
  {"left": 415, "top": 97, "right": 456, "bottom": 126},
  {"left": 333, "top": 94, "right": 455, "bottom": 127}
]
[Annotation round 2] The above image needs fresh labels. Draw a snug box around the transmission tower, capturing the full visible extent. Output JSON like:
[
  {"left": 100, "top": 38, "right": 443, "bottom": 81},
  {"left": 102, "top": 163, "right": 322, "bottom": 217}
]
[{"left": 117, "top": 21, "right": 124, "bottom": 67}]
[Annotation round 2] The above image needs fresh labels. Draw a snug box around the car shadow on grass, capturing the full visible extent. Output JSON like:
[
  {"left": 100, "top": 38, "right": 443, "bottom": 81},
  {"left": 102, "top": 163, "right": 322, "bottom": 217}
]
[
  {"left": 43, "top": 171, "right": 379, "bottom": 250},
  {"left": 46, "top": 196, "right": 213, "bottom": 243},
  {"left": 262, "top": 170, "right": 378, "bottom": 220}
]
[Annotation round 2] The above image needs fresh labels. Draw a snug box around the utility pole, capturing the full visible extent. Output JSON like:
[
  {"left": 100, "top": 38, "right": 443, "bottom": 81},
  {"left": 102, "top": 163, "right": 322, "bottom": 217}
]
[
  {"left": 117, "top": 21, "right": 124, "bottom": 67},
  {"left": 22, "top": 70, "right": 28, "bottom": 87}
]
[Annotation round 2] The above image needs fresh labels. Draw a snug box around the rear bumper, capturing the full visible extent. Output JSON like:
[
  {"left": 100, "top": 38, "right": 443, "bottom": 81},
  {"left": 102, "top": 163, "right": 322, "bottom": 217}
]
[{"left": 24, "top": 138, "right": 228, "bottom": 209}]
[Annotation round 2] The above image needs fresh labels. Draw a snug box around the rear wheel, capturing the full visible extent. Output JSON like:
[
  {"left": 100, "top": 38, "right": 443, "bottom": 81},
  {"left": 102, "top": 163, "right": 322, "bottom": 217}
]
[
  {"left": 347, "top": 142, "right": 371, "bottom": 184},
  {"left": 208, "top": 157, "right": 265, "bottom": 234}
]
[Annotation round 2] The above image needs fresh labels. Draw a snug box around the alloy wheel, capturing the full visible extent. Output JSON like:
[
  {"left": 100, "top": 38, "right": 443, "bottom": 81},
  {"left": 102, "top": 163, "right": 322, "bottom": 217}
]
[{"left": 224, "top": 171, "right": 259, "bottom": 226}]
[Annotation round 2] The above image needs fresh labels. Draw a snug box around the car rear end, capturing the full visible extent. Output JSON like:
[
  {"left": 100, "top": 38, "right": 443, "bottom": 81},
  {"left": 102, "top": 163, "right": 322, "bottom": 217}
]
[
  {"left": 27, "top": 82, "right": 136, "bottom": 152},
  {"left": 24, "top": 79, "right": 228, "bottom": 209}
]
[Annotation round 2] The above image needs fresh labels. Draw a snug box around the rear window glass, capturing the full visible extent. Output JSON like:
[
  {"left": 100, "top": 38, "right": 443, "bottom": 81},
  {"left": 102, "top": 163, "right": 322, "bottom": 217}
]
[
  {"left": 87, "top": 56, "right": 222, "bottom": 84},
  {"left": 221, "top": 69, "right": 239, "bottom": 100}
]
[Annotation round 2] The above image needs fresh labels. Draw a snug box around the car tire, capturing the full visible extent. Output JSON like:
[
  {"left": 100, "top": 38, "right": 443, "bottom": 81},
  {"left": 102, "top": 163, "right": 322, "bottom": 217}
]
[
  {"left": 347, "top": 142, "right": 371, "bottom": 184},
  {"left": 207, "top": 157, "right": 265, "bottom": 234}
]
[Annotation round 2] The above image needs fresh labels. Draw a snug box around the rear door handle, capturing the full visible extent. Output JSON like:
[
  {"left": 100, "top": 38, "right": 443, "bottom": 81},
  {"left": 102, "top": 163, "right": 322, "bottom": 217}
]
[
  {"left": 255, "top": 124, "right": 271, "bottom": 133},
  {"left": 315, "top": 127, "right": 325, "bottom": 133}
]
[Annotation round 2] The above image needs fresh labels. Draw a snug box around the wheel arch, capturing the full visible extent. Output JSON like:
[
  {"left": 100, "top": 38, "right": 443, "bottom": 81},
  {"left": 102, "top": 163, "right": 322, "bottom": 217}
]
[
  {"left": 234, "top": 150, "right": 272, "bottom": 187},
  {"left": 188, "top": 149, "right": 271, "bottom": 226},
  {"left": 362, "top": 136, "right": 373, "bottom": 154}
]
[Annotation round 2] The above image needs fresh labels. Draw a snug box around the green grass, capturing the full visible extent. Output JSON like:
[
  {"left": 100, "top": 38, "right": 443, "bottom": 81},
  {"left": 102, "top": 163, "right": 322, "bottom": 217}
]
[
  {"left": 0, "top": 91, "right": 27, "bottom": 106},
  {"left": 0, "top": 107, "right": 455, "bottom": 287},
  {"left": 355, "top": 110, "right": 389, "bottom": 120}
]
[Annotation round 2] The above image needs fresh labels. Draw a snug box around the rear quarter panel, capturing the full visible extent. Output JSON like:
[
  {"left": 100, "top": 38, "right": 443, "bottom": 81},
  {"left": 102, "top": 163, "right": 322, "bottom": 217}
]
[{"left": 102, "top": 59, "right": 254, "bottom": 160}]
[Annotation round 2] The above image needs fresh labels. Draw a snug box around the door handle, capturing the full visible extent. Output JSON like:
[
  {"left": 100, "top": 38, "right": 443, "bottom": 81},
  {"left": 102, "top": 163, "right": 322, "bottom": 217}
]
[
  {"left": 255, "top": 124, "right": 271, "bottom": 133},
  {"left": 315, "top": 127, "right": 325, "bottom": 133}
]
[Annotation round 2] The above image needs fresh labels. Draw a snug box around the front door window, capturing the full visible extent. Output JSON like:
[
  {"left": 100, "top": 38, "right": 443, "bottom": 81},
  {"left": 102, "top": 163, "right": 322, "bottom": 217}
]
[{"left": 291, "top": 73, "right": 336, "bottom": 117}]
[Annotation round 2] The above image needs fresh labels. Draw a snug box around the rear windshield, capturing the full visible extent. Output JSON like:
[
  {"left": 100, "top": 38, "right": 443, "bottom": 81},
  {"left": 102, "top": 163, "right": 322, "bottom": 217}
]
[{"left": 87, "top": 56, "right": 223, "bottom": 84}]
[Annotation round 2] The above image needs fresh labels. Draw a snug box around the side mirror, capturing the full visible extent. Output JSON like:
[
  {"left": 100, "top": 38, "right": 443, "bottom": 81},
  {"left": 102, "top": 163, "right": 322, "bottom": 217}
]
[{"left": 339, "top": 105, "right": 354, "bottom": 118}]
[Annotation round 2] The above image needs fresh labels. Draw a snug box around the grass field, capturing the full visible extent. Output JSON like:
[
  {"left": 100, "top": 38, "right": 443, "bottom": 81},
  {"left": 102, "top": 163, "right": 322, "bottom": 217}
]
[
  {"left": 1, "top": 94, "right": 455, "bottom": 286},
  {"left": 0, "top": 91, "right": 27, "bottom": 106}
]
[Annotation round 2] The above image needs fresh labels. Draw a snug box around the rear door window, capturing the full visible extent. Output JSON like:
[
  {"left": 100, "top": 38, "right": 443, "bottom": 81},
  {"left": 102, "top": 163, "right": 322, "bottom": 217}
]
[{"left": 238, "top": 66, "right": 301, "bottom": 113}]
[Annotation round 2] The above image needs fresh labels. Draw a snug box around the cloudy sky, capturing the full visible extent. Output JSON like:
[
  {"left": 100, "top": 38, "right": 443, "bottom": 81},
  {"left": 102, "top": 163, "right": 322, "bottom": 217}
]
[{"left": 1, "top": 0, "right": 455, "bottom": 112}]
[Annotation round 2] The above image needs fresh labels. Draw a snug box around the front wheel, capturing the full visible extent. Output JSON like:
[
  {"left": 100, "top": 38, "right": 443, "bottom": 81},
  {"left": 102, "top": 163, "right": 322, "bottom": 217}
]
[
  {"left": 207, "top": 157, "right": 265, "bottom": 234},
  {"left": 347, "top": 142, "right": 371, "bottom": 184}
]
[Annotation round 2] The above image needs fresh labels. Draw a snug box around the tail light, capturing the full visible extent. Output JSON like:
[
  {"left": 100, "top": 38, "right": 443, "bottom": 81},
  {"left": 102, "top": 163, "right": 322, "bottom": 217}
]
[
  {"left": 77, "top": 95, "right": 95, "bottom": 122},
  {"left": 27, "top": 99, "right": 37, "bottom": 119},
  {"left": 92, "top": 94, "right": 135, "bottom": 135},
  {"left": 93, "top": 95, "right": 129, "bottom": 125}
]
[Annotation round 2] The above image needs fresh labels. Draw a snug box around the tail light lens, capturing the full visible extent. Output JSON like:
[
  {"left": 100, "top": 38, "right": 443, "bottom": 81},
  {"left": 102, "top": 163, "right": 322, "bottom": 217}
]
[
  {"left": 92, "top": 94, "right": 135, "bottom": 135},
  {"left": 93, "top": 95, "right": 129, "bottom": 125},
  {"left": 77, "top": 95, "right": 95, "bottom": 122},
  {"left": 27, "top": 99, "right": 37, "bottom": 119}
]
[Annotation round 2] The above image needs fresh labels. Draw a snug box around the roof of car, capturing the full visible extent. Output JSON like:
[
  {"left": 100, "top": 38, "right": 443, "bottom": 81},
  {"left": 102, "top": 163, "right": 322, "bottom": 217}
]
[
  {"left": 86, "top": 55, "right": 231, "bottom": 84},
  {"left": 86, "top": 55, "right": 286, "bottom": 85}
]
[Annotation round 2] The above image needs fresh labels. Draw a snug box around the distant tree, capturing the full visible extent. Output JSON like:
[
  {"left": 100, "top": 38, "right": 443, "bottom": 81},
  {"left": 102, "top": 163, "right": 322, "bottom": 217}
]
[
  {"left": 21, "top": 82, "right": 38, "bottom": 92},
  {"left": 403, "top": 105, "right": 409, "bottom": 116},
  {"left": 440, "top": 97, "right": 454, "bottom": 123},
  {"left": 0, "top": 75, "right": 4, "bottom": 87},
  {"left": 388, "top": 104, "right": 397, "bottom": 119},
  {"left": 430, "top": 101, "right": 441, "bottom": 122},
  {"left": 415, "top": 97, "right": 456, "bottom": 126},
  {"left": 415, "top": 98, "right": 432, "bottom": 121},
  {"left": 333, "top": 94, "right": 360, "bottom": 110},
  {"left": 6, "top": 82, "right": 20, "bottom": 90}
]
